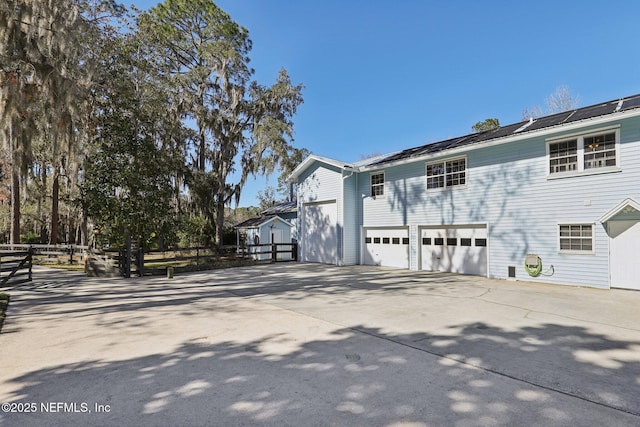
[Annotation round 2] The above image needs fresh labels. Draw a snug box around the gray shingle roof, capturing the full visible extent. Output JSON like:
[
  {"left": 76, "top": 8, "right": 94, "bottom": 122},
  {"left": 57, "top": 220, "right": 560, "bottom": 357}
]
[
  {"left": 261, "top": 201, "right": 297, "bottom": 215},
  {"left": 234, "top": 215, "right": 277, "bottom": 228}
]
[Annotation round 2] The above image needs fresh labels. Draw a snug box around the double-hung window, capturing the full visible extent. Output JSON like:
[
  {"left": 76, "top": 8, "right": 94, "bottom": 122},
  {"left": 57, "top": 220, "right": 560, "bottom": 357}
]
[
  {"left": 371, "top": 172, "right": 384, "bottom": 197},
  {"left": 426, "top": 157, "right": 466, "bottom": 189},
  {"left": 548, "top": 128, "right": 619, "bottom": 177}
]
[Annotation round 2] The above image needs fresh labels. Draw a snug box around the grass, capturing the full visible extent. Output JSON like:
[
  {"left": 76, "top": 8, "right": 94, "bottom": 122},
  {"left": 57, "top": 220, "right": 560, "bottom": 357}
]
[
  {"left": 32, "top": 260, "right": 85, "bottom": 272},
  {"left": 0, "top": 292, "right": 9, "bottom": 333}
]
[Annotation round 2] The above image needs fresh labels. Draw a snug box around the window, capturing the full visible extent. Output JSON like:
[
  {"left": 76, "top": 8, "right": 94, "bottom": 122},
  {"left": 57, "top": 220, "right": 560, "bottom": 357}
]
[
  {"left": 548, "top": 129, "right": 619, "bottom": 177},
  {"left": 549, "top": 139, "right": 578, "bottom": 173},
  {"left": 371, "top": 172, "right": 384, "bottom": 197},
  {"left": 422, "top": 237, "right": 431, "bottom": 245},
  {"left": 460, "top": 238, "right": 472, "bottom": 246},
  {"left": 447, "top": 238, "right": 457, "bottom": 246},
  {"left": 365, "top": 237, "right": 372, "bottom": 244},
  {"left": 402, "top": 237, "right": 410, "bottom": 245},
  {"left": 434, "top": 237, "right": 444, "bottom": 245},
  {"left": 373, "top": 237, "right": 381, "bottom": 244},
  {"left": 559, "top": 224, "right": 593, "bottom": 252},
  {"left": 392, "top": 237, "right": 400, "bottom": 244},
  {"left": 475, "top": 238, "right": 487, "bottom": 247},
  {"left": 426, "top": 157, "right": 466, "bottom": 189},
  {"left": 584, "top": 133, "right": 616, "bottom": 169},
  {"left": 382, "top": 237, "right": 390, "bottom": 244}
]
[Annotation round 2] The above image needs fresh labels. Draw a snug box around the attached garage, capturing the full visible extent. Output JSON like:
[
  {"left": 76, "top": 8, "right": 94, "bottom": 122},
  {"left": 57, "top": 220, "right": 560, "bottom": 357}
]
[
  {"left": 302, "top": 200, "right": 338, "bottom": 264},
  {"left": 420, "top": 225, "right": 487, "bottom": 276},
  {"left": 363, "top": 227, "right": 410, "bottom": 269}
]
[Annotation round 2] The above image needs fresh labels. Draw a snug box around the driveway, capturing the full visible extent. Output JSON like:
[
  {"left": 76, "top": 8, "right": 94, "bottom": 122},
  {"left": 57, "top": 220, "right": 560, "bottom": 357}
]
[{"left": 1, "top": 264, "right": 639, "bottom": 426}]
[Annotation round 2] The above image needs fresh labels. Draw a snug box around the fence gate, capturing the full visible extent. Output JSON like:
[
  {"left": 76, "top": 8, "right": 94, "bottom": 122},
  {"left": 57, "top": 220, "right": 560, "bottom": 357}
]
[{"left": 0, "top": 248, "right": 33, "bottom": 287}]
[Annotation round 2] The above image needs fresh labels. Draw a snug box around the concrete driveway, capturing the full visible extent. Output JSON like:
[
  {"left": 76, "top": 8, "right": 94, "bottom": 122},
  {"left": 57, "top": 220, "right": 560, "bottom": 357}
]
[{"left": 1, "top": 264, "right": 639, "bottom": 426}]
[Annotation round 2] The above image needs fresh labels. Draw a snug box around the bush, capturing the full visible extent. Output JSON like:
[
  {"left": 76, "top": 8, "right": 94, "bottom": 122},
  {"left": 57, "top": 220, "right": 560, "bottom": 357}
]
[{"left": 21, "top": 232, "right": 41, "bottom": 244}]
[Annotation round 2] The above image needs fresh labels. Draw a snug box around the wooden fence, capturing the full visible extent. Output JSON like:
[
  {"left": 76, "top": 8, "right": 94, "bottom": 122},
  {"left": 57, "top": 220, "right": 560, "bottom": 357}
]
[
  {"left": 101, "top": 243, "right": 298, "bottom": 278},
  {"left": 0, "top": 248, "right": 33, "bottom": 287},
  {"left": 0, "top": 244, "right": 89, "bottom": 265}
]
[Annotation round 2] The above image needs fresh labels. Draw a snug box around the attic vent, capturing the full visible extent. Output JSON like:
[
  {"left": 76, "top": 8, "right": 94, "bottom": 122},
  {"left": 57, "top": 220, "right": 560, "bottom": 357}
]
[
  {"left": 615, "top": 99, "right": 624, "bottom": 112},
  {"left": 513, "top": 117, "right": 535, "bottom": 133}
]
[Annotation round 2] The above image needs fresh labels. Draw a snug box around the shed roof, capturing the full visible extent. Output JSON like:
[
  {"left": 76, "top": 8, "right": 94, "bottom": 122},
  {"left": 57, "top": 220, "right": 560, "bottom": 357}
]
[
  {"left": 262, "top": 201, "right": 297, "bottom": 215},
  {"left": 234, "top": 215, "right": 293, "bottom": 229}
]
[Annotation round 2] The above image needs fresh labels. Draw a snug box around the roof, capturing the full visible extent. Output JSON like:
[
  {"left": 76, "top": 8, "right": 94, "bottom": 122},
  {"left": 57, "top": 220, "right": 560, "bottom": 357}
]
[
  {"left": 599, "top": 198, "right": 640, "bottom": 223},
  {"left": 368, "top": 93, "right": 640, "bottom": 167},
  {"left": 234, "top": 215, "right": 293, "bottom": 229},
  {"left": 287, "top": 154, "right": 354, "bottom": 182},
  {"left": 262, "top": 200, "right": 297, "bottom": 215},
  {"left": 287, "top": 93, "right": 640, "bottom": 179}
]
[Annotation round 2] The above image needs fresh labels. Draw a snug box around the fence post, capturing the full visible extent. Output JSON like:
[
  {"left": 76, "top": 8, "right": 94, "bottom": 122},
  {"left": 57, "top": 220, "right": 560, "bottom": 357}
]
[
  {"left": 69, "top": 245, "right": 74, "bottom": 264},
  {"left": 272, "top": 243, "right": 277, "bottom": 262},
  {"left": 196, "top": 247, "right": 200, "bottom": 271},
  {"left": 137, "top": 247, "right": 144, "bottom": 276},
  {"left": 292, "top": 243, "right": 297, "bottom": 261},
  {"left": 28, "top": 246, "right": 33, "bottom": 281}
]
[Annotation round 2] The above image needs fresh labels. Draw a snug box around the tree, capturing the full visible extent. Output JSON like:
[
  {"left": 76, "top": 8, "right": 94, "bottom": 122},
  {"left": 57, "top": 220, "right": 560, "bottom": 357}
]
[
  {"left": 523, "top": 85, "right": 581, "bottom": 119},
  {"left": 0, "top": 0, "right": 110, "bottom": 244},
  {"left": 81, "top": 66, "right": 178, "bottom": 248},
  {"left": 545, "top": 84, "right": 580, "bottom": 114},
  {"left": 257, "top": 186, "right": 279, "bottom": 211},
  {"left": 472, "top": 118, "right": 500, "bottom": 133},
  {"left": 139, "top": 0, "right": 304, "bottom": 246}
]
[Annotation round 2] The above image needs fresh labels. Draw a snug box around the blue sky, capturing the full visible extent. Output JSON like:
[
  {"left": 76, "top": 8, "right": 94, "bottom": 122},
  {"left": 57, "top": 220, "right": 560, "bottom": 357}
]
[{"left": 130, "top": 0, "right": 640, "bottom": 207}]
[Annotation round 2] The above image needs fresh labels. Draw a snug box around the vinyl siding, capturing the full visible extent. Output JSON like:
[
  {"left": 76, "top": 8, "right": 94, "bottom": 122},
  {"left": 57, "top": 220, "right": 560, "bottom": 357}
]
[
  {"left": 355, "top": 115, "right": 640, "bottom": 288},
  {"left": 297, "top": 162, "right": 344, "bottom": 264},
  {"left": 342, "top": 173, "right": 359, "bottom": 265}
]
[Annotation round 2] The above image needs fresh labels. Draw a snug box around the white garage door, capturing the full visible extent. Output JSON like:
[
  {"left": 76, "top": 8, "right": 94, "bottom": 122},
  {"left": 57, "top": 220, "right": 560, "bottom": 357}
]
[
  {"left": 420, "top": 225, "right": 487, "bottom": 276},
  {"left": 302, "top": 201, "right": 337, "bottom": 264},
  {"left": 363, "top": 228, "right": 410, "bottom": 269}
]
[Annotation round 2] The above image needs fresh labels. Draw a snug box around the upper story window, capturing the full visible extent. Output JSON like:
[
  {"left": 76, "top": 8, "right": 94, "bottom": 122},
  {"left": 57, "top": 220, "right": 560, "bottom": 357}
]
[
  {"left": 426, "top": 157, "right": 466, "bottom": 189},
  {"left": 547, "top": 128, "right": 619, "bottom": 178},
  {"left": 584, "top": 132, "right": 616, "bottom": 169},
  {"left": 549, "top": 139, "right": 578, "bottom": 173},
  {"left": 371, "top": 172, "right": 384, "bottom": 197}
]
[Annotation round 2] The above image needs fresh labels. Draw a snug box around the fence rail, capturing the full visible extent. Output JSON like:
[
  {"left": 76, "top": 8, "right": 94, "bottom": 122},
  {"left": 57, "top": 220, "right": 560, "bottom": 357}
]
[
  {"left": 94, "top": 243, "right": 298, "bottom": 278},
  {"left": 0, "top": 244, "right": 89, "bottom": 265},
  {"left": 0, "top": 248, "right": 33, "bottom": 287}
]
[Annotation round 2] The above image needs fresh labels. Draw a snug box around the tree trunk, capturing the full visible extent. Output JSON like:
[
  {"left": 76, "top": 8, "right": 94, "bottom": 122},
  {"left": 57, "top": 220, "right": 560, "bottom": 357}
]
[
  {"left": 10, "top": 169, "right": 20, "bottom": 245},
  {"left": 215, "top": 195, "right": 225, "bottom": 247},
  {"left": 50, "top": 167, "right": 60, "bottom": 245}
]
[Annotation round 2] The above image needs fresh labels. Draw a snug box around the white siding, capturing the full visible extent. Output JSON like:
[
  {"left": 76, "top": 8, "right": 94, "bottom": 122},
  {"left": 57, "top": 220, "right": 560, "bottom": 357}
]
[
  {"left": 342, "top": 173, "right": 359, "bottom": 265},
  {"left": 297, "top": 162, "right": 344, "bottom": 265},
  {"left": 354, "top": 116, "right": 640, "bottom": 288}
]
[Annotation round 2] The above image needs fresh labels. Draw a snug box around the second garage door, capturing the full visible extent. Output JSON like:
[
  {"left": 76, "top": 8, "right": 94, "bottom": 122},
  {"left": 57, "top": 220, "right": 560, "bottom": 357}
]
[
  {"left": 363, "top": 227, "right": 410, "bottom": 269},
  {"left": 420, "top": 225, "right": 487, "bottom": 276}
]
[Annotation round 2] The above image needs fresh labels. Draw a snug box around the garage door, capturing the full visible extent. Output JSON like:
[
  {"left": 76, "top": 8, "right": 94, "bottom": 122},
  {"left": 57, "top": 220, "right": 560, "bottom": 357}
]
[
  {"left": 420, "top": 225, "right": 487, "bottom": 276},
  {"left": 363, "top": 228, "right": 410, "bottom": 269},
  {"left": 302, "top": 201, "right": 337, "bottom": 264}
]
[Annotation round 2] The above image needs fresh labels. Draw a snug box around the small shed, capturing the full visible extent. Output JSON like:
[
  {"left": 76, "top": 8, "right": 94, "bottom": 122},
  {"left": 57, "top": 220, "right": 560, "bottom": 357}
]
[
  {"left": 234, "top": 215, "right": 294, "bottom": 260},
  {"left": 261, "top": 201, "right": 298, "bottom": 242}
]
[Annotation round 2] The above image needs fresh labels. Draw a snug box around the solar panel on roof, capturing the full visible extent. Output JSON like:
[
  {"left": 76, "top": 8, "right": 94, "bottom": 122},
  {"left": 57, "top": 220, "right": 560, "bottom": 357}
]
[
  {"left": 621, "top": 96, "right": 640, "bottom": 110},
  {"left": 367, "top": 93, "right": 640, "bottom": 167},
  {"left": 565, "top": 103, "right": 617, "bottom": 122}
]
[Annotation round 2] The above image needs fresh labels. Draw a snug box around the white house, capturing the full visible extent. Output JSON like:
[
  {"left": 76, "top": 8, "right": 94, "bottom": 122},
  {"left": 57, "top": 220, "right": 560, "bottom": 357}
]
[{"left": 288, "top": 93, "right": 640, "bottom": 290}]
